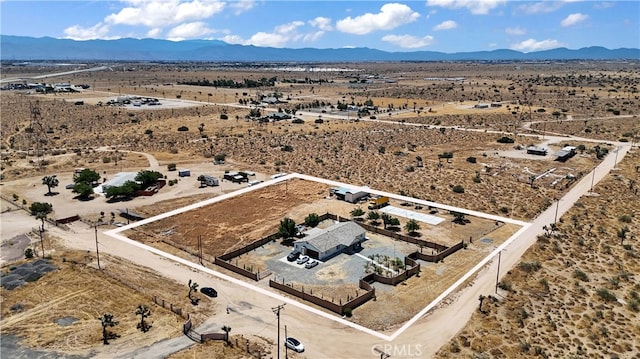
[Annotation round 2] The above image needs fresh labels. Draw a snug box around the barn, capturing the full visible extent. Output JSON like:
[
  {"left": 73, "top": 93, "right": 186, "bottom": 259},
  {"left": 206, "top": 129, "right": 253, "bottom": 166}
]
[
  {"left": 330, "top": 186, "right": 369, "bottom": 203},
  {"left": 293, "top": 221, "right": 366, "bottom": 261}
]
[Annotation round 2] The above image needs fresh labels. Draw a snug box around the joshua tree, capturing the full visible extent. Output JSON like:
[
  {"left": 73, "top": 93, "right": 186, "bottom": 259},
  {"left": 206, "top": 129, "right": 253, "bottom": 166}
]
[
  {"left": 187, "top": 280, "right": 200, "bottom": 305},
  {"left": 478, "top": 295, "right": 486, "bottom": 314},
  {"left": 381, "top": 213, "right": 392, "bottom": 229},
  {"left": 99, "top": 313, "right": 119, "bottom": 345},
  {"left": 42, "top": 175, "right": 59, "bottom": 195},
  {"left": 221, "top": 325, "right": 232, "bottom": 345},
  {"left": 135, "top": 305, "right": 152, "bottom": 333}
]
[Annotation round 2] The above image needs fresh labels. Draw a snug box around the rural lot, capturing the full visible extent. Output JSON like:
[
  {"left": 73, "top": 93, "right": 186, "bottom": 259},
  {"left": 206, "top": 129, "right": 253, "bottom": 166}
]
[{"left": 1, "top": 61, "right": 638, "bottom": 358}]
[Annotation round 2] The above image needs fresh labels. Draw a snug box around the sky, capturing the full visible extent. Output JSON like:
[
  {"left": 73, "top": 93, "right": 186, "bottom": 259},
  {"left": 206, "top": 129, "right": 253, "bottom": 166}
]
[{"left": 1, "top": 0, "right": 638, "bottom": 53}]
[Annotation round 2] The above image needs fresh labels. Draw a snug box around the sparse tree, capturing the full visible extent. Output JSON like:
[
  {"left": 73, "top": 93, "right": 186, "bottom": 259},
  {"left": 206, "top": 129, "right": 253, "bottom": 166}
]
[
  {"left": 478, "top": 295, "right": 486, "bottom": 313},
  {"left": 197, "top": 175, "right": 207, "bottom": 187},
  {"left": 304, "top": 213, "right": 320, "bottom": 227},
  {"left": 42, "top": 175, "right": 59, "bottom": 195},
  {"left": 135, "top": 170, "right": 163, "bottom": 188},
  {"left": 73, "top": 182, "right": 94, "bottom": 200},
  {"left": 350, "top": 207, "right": 365, "bottom": 220},
  {"left": 187, "top": 279, "right": 200, "bottom": 305},
  {"left": 404, "top": 219, "right": 421, "bottom": 235},
  {"left": 99, "top": 313, "right": 119, "bottom": 345},
  {"left": 74, "top": 168, "right": 100, "bottom": 185},
  {"left": 367, "top": 211, "right": 380, "bottom": 225},
  {"left": 135, "top": 305, "right": 152, "bottom": 333},
  {"left": 278, "top": 217, "right": 297, "bottom": 240}
]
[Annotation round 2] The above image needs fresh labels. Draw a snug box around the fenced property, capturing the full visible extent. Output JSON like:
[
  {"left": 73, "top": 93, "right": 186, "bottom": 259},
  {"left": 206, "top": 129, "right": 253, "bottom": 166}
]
[{"left": 153, "top": 295, "right": 187, "bottom": 319}]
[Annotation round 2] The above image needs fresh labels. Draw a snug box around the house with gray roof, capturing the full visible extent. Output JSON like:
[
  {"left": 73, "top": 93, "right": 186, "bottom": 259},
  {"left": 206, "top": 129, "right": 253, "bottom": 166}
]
[{"left": 293, "top": 221, "right": 365, "bottom": 261}]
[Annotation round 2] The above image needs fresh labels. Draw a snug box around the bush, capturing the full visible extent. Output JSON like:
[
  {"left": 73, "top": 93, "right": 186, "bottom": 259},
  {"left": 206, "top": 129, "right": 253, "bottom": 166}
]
[
  {"left": 177, "top": 126, "right": 189, "bottom": 132},
  {"left": 497, "top": 136, "right": 515, "bottom": 144},
  {"left": 220, "top": 114, "right": 228, "bottom": 120},
  {"left": 518, "top": 261, "right": 542, "bottom": 273},
  {"left": 24, "top": 248, "right": 34, "bottom": 259},
  {"left": 596, "top": 288, "right": 617, "bottom": 302},
  {"left": 102, "top": 156, "right": 111, "bottom": 164},
  {"left": 573, "top": 269, "right": 589, "bottom": 282},
  {"left": 619, "top": 214, "right": 632, "bottom": 223},
  {"left": 466, "top": 156, "right": 477, "bottom": 163},
  {"left": 167, "top": 163, "right": 177, "bottom": 171},
  {"left": 452, "top": 185, "right": 465, "bottom": 193},
  {"left": 342, "top": 307, "right": 353, "bottom": 317},
  {"left": 498, "top": 280, "right": 513, "bottom": 291}
]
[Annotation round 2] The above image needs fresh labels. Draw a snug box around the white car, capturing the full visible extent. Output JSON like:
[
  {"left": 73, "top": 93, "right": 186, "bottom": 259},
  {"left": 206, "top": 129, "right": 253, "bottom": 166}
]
[
  {"left": 305, "top": 259, "right": 318, "bottom": 269},
  {"left": 296, "top": 255, "right": 309, "bottom": 265},
  {"left": 285, "top": 337, "right": 304, "bottom": 352}
]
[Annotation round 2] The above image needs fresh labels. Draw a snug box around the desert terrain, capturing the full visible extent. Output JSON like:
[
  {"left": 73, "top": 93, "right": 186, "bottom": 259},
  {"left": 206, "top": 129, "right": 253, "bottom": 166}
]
[{"left": 1, "top": 61, "right": 638, "bottom": 358}]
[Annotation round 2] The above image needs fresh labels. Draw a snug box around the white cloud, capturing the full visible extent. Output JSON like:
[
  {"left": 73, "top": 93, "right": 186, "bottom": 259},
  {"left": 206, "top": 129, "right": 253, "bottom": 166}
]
[
  {"left": 505, "top": 26, "right": 526, "bottom": 35},
  {"left": 220, "top": 21, "right": 307, "bottom": 47},
  {"left": 426, "top": 0, "right": 507, "bottom": 15},
  {"left": 309, "top": 17, "right": 333, "bottom": 31},
  {"left": 561, "top": 13, "right": 589, "bottom": 27},
  {"left": 230, "top": 0, "right": 255, "bottom": 15},
  {"left": 167, "top": 21, "right": 214, "bottom": 40},
  {"left": 64, "top": 22, "right": 112, "bottom": 40},
  {"left": 516, "top": 2, "right": 563, "bottom": 14},
  {"left": 303, "top": 31, "right": 325, "bottom": 43},
  {"left": 381, "top": 34, "right": 434, "bottom": 48},
  {"left": 146, "top": 28, "right": 162, "bottom": 38},
  {"left": 511, "top": 38, "right": 564, "bottom": 52},
  {"left": 433, "top": 20, "right": 457, "bottom": 31},
  {"left": 594, "top": 2, "right": 615, "bottom": 9},
  {"left": 105, "top": 0, "right": 225, "bottom": 28},
  {"left": 336, "top": 3, "right": 420, "bottom": 35}
]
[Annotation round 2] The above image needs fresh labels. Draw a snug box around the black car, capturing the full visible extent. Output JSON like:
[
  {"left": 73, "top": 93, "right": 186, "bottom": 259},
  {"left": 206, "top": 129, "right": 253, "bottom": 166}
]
[
  {"left": 200, "top": 287, "right": 217, "bottom": 298},
  {"left": 287, "top": 251, "right": 300, "bottom": 262}
]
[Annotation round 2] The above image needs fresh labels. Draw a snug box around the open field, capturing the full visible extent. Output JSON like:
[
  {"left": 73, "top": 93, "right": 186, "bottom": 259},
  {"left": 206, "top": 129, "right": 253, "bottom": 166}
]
[
  {"left": 435, "top": 149, "right": 640, "bottom": 358},
  {"left": 1, "top": 61, "right": 638, "bottom": 358}
]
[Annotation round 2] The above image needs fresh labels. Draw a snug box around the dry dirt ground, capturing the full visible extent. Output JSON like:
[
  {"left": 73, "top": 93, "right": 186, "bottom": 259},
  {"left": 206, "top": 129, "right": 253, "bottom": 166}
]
[
  {"left": 0, "top": 241, "right": 215, "bottom": 357},
  {"left": 1, "top": 62, "right": 638, "bottom": 358},
  {"left": 435, "top": 150, "right": 640, "bottom": 358}
]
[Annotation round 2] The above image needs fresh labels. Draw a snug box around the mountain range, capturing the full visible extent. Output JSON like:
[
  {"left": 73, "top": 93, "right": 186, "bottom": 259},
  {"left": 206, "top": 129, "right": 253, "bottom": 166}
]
[{"left": 1, "top": 35, "right": 638, "bottom": 62}]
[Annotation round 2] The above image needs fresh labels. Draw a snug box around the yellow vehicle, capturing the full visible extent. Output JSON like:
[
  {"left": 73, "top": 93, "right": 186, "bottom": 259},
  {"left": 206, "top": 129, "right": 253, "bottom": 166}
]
[{"left": 368, "top": 195, "right": 389, "bottom": 210}]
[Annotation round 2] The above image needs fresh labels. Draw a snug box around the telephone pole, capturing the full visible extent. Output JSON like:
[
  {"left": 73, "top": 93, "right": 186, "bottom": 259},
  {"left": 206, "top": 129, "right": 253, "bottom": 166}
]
[
  {"left": 94, "top": 223, "right": 102, "bottom": 270},
  {"left": 272, "top": 304, "right": 286, "bottom": 359}
]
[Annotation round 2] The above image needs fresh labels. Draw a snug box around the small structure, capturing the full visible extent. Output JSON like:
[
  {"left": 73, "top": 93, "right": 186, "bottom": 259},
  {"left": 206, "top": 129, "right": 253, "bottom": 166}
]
[
  {"left": 555, "top": 146, "right": 577, "bottom": 162},
  {"left": 330, "top": 187, "right": 369, "bottom": 203},
  {"left": 223, "top": 171, "right": 249, "bottom": 183},
  {"left": 293, "top": 221, "right": 366, "bottom": 261},
  {"left": 202, "top": 175, "right": 219, "bottom": 187},
  {"left": 474, "top": 103, "right": 489, "bottom": 109},
  {"left": 526, "top": 146, "right": 548, "bottom": 156},
  {"left": 178, "top": 169, "right": 191, "bottom": 177}
]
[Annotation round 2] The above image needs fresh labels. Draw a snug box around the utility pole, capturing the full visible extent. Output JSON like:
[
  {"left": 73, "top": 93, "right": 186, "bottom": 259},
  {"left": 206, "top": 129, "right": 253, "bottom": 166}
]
[
  {"left": 39, "top": 226, "right": 45, "bottom": 258},
  {"left": 94, "top": 223, "right": 102, "bottom": 270},
  {"left": 197, "top": 235, "right": 203, "bottom": 265},
  {"left": 495, "top": 250, "right": 502, "bottom": 294},
  {"left": 590, "top": 166, "right": 596, "bottom": 193},
  {"left": 554, "top": 198, "right": 560, "bottom": 225},
  {"left": 272, "top": 304, "right": 286, "bottom": 359}
]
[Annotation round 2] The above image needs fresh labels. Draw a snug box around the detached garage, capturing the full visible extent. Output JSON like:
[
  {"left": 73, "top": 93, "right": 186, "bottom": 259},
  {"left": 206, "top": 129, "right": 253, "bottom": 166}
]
[{"left": 293, "top": 221, "right": 366, "bottom": 261}]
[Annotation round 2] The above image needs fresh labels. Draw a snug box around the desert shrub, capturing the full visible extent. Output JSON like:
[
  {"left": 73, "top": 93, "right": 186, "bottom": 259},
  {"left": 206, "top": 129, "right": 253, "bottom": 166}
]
[
  {"left": 466, "top": 156, "right": 477, "bottom": 163},
  {"left": 618, "top": 214, "right": 632, "bottom": 223},
  {"left": 102, "top": 157, "right": 111, "bottom": 164},
  {"left": 573, "top": 269, "right": 589, "bottom": 282},
  {"left": 499, "top": 206, "right": 509, "bottom": 214},
  {"left": 220, "top": 114, "right": 228, "bottom": 120},
  {"left": 24, "top": 248, "right": 34, "bottom": 259},
  {"left": 167, "top": 163, "right": 177, "bottom": 171},
  {"left": 629, "top": 299, "right": 639, "bottom": 312},
  {"left": 619, "top": 138, "right": 629, "bottom": 142},
  {"left": 497, "top": 136, "right": 515, "bottom": 144},
  {"left": 518, "top": 261, "right": 542, "bottom": 273},
  {"left": 498, "top": 280, "right": 513, "bottom": 291},
  {"left": 143, "top": 128, "right": 153, "bottom": 135},
  {"left": 405, "top": 166, "right": 415, "bottom": 172},
  {"left": 342, "top": 307, "right": 352, "bottom": 317},
  {"left": 304, "top": 213, "right": 320, "bottom": 227},
  {"left": 177, "top": 126, "right": 189, "bottom": 132},
  {"left": 281, "top": 145, "right": 294, "bottom": 152},
  {"left": 170, "top": 148, "right": 179, "bottom": 154},
  {"left": 452, "top": 185, "right": 465, "bottom": 193},
  {"left": 596, "top": 288, "right": 617, "bottom": 302}
]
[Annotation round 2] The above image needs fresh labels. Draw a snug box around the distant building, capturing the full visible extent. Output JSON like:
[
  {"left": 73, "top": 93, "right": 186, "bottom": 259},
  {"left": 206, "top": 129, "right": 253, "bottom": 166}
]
[
  {"left": 526, "top": 146, "right": 548, "bottom": 156},
  {"left": 555, "top": 146, "right": 577, "bottom": 162},
  {"left": 202, "top": 175, "right": 219, "bottom": 187},
  {"left": 294, "top": 221, "right": 366, "bottom": 261},
  {"left": 330, "top": 187, "right": 369, "bottom": 203}
]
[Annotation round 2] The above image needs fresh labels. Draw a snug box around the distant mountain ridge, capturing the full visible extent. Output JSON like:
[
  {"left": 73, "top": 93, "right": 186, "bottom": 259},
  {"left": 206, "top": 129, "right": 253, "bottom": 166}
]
[{"left": 1, "top": 35, "right": 638, "bottom": 62}]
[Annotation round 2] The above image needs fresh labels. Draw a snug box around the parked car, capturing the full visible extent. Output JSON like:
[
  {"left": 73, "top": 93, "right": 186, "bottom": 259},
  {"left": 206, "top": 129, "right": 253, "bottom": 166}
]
[
  {"left": 65, "top": 183, "right": 75, "bottom": 189},
  {"left": 296, "top": 255, "right": 309, "bottom": 265},
  {"left": 200, "top": 287, "right": 217, "bottom": 298},
  {"left": 285, "top": 337, "right": 304, "bottom": 352},
  {"left": 287, "top": 251, "right": 300, "bottom": 262},
  {"left": 305, "top": 259, "right": 318, "bottom": 269}
]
